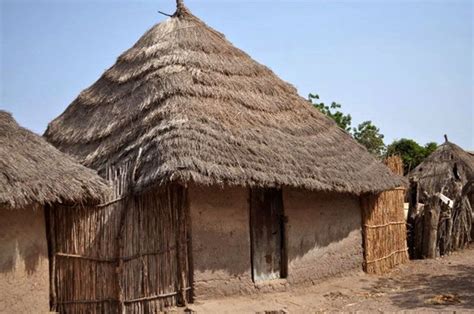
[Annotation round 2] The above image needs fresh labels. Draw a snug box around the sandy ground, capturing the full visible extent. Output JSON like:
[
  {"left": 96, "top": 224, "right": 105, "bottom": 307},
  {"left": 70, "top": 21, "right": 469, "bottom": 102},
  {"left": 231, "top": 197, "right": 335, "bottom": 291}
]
[{"left": 186, "top": 245, "right": 474, "bottom": 313}]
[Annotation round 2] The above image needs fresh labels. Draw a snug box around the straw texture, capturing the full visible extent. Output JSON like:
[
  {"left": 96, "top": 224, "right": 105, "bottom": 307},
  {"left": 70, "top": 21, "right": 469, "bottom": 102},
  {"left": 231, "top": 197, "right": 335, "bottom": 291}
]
[
  {"left": 361, "top": 156, "right": 408, "bottom": 274},
  {"left": 409, "top": 141, "right": 474, "bottom": 196},
  {"left": 48, "top": 163, "right": 192, "bottom": 312},
  {"left": 0, "top": 110, "right": 109, "bottom": 209},
  {"left": 44, "top": 4, "right": 404, "bottom": 195}
]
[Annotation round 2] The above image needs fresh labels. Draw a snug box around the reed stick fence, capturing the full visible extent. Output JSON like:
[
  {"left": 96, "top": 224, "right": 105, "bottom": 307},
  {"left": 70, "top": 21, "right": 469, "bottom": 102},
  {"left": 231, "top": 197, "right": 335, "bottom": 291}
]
[
  {"left": 47, "top": 160, "right": 192, "bottom": 313},
  {"left": 360, "top": 156, "right": 409, "bottom": 274}
]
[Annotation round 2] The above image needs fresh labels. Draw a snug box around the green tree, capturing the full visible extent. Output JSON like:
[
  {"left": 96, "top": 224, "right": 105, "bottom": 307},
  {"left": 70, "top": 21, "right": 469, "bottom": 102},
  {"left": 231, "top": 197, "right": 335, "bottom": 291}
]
[
  {"left": 353, "top": 121, "right": 386, "bottom": 157},
  {"left": 386, "top": 139, "right": 438, "bottom": 174},
  {"left": 309, "top": 93, "right": 385, "bottom": 157},
  {"left": 309, "top": 93, "right": 352, "bottom": 132},
  {"left": 424, "top": 142, "right": 438, "bottom": 158},
  {"left": 308, "top": 93, "right": 438, "bottom": 168}
]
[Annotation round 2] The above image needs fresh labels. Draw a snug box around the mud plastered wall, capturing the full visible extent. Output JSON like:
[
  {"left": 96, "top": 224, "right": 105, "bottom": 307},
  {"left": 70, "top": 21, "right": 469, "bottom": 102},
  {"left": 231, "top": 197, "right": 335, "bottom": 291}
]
[
  {"left": 0, "top": 207, "right": 49, "bottom": 313},
  {"left": 283, "top": 188, "right": 363, "bottom": 284}
]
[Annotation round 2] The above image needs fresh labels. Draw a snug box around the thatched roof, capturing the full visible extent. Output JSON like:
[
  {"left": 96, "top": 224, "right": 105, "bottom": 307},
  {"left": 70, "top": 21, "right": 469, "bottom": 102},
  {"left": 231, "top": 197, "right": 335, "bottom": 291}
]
[
  {"left": 0, "top": 111, "right": 109, "bottom": 209},
  {"left": 409, "top": 141, "right": 474, "bottom": 196},
  {"left": 44, "top": 3, "right": 404, "bottom": 195}
]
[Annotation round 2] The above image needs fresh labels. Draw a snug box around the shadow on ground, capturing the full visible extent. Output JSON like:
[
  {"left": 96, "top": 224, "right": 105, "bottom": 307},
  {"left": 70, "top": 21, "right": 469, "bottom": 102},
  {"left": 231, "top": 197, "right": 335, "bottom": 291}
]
[{"left": 369, "top": 264, "right": 474, "bottom": 310}]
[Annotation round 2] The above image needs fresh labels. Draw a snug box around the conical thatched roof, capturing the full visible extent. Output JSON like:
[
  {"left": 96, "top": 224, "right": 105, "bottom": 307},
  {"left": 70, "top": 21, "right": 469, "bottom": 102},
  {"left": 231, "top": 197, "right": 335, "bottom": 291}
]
[
  {"left": 0, "top": 111, "right": 109, "bottom": 209},
  {"left": 44, "top": 4, "right": 404, "bottom": 195},
  {"left": 409, "top": 141, "right": 474, "bottom": 196}
]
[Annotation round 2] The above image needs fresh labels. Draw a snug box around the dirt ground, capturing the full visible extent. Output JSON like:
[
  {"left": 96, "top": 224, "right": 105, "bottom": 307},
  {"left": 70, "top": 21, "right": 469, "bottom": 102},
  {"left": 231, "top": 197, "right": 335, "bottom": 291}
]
[{"left": 187, "top": 245, "right": 474, "bottom": 313}]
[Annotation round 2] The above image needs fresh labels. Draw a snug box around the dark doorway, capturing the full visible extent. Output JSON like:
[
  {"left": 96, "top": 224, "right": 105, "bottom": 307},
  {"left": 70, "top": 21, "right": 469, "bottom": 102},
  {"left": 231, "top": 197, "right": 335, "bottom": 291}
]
[{"left": 249, "top": 188, "right": 287, "bottom": 282}]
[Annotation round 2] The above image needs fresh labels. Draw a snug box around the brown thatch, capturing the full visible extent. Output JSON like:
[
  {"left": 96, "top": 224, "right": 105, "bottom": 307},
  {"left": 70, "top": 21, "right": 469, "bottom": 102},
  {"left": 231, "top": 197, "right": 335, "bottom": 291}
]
[
  {"left": 407, "top": 141, "right": 473, "bottom": 259},
  {"left": 0, "top": 110, "right": 109, "bottom": 209},
  {"left": 409, "top": 141, "right": 474, "bottom": 197},
  {"left": 44, "top": 3, "right": 404, "bottom": 195}
]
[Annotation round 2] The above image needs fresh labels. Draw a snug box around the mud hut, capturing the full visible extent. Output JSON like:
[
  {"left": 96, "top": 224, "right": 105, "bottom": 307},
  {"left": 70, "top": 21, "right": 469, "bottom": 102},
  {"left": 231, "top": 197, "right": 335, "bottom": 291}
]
[
  {"left": 0, "top": 111, "right": 109, "bottom": 312},
  {"left": 44, "top": 1, "right": 405, "bottom": 312}
]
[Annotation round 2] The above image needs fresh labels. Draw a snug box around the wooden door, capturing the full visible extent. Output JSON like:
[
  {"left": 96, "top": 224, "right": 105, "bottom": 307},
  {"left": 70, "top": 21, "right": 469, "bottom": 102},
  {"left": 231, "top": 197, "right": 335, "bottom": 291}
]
[{"left": 250, "top": 188, "right": 286, "bottom": 282}]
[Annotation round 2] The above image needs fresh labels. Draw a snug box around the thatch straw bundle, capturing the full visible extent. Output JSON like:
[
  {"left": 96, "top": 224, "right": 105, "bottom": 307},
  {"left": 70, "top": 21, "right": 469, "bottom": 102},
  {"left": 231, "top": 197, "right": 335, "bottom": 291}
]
[
  {"left": 44, "top": 3, "right": 404, "bottom": 196},
  {"left": 0, "top": 110, "right": 109, "bottom": 209},
  {"left": 409, "top": 141, "right": 474, "bottom": 198}
]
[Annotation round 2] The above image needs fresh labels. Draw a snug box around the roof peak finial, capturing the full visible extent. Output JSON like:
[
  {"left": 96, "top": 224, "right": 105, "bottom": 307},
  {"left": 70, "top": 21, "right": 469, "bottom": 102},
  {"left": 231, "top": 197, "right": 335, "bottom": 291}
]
[
  {"left": 444, "top": 134, "right": 449, "bottom": 143},
  {"left": 174, "top": 0, "right": 189, "bottom": 17}
]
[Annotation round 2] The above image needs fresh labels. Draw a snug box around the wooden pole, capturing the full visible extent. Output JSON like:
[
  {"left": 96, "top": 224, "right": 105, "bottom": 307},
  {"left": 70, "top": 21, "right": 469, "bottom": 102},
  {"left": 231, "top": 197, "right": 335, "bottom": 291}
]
[
  {"left": 407, "top": 178, "right": 419, "bottom": 258},
  {"left": 422, "top": 198, "right": 440, "bottom": 258},
  {"left": 45, "top": 205, "right": 57, "bottom": 311},
  {"left": 183, "top": 184, "right": 194, "bottom": 303}
]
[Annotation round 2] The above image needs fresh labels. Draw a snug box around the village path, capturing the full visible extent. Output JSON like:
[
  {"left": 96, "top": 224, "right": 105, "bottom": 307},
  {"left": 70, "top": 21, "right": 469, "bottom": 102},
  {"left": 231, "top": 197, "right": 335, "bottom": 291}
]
[{"left": 187, "top": 245, "right": 474, "bottom": 313}]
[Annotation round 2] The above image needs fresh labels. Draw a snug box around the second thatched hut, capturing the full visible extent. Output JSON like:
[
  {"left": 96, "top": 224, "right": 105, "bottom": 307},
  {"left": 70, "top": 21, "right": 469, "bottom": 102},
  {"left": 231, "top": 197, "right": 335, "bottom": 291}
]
[
  {"left": 44, "top": 2, "right": 406, "bottom": 312},
  {"left": 0, "top": 110, "right": 109, "bottom": 313},
  {"left": 407, "top": 139, "right": 473, "bottom": 259}
]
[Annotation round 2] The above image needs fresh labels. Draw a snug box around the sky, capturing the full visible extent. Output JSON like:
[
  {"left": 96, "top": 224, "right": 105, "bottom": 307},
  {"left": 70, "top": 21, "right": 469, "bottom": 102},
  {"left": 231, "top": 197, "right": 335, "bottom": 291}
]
[{"left": 1, "top": 0, "right": 473, "bottom": 149}]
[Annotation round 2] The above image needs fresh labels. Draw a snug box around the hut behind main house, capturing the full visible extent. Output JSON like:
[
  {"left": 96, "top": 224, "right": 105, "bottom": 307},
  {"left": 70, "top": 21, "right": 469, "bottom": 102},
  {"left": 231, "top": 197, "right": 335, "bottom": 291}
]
[
  {"left": 409, "top": 139, "right": 474, "bottom": 200},
  {"left": 0, "top": 111, "right": 109, "bottom": 313},
  {"left": 407, "top": 139, "right": 473, "bottom": 259},
  {"left": 44, "top": 2, "right": 406, "bottom": 312}
]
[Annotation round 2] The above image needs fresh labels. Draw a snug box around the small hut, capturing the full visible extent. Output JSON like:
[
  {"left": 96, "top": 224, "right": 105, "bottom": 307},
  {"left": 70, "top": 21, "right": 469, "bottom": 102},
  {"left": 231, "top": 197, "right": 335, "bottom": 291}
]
[
  {"left": 409, "top": 139, "right": 474, "bottom": 199},
  {"left": 407, "top": 139, "right": 473, "bottom": 258},
  {"left": 44, "top": 2, "right": 405, "bottom": 312},
  {"left": 0, "top": 111, "right": 109, "bottom": 312}
]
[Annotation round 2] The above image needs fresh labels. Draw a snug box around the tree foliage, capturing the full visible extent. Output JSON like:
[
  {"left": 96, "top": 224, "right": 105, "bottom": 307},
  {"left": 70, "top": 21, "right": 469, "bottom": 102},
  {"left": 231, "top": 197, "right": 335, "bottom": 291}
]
[
  {"left": 353, "top": 121, "right": 386, "bottom": 157},
  {"left": 386, "top": 139, "right": 438, "bottom": 174},
  {"left": 308, "top": 93, "right": 352, "bottom": 132},
  {"left": 309, "top": 93, "right": 438, "bottom": 166},
  {"left": 424, "top": 142, "right": 438, "bottom": 157},
  {"left": 309, "top": 93, "right": 385, "bottom": 157}
]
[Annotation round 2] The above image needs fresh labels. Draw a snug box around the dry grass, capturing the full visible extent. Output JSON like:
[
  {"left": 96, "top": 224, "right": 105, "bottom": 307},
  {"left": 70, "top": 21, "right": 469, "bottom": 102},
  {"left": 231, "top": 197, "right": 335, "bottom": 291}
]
[
  {"left": 409, "top": 141, "right": 474, "bottom": 199},
  {"left": 0, "top": 110, "right": 109, "bottom": 209},
  {"left": 44, "top": 3, "right": 404, "bottom": 196}
]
